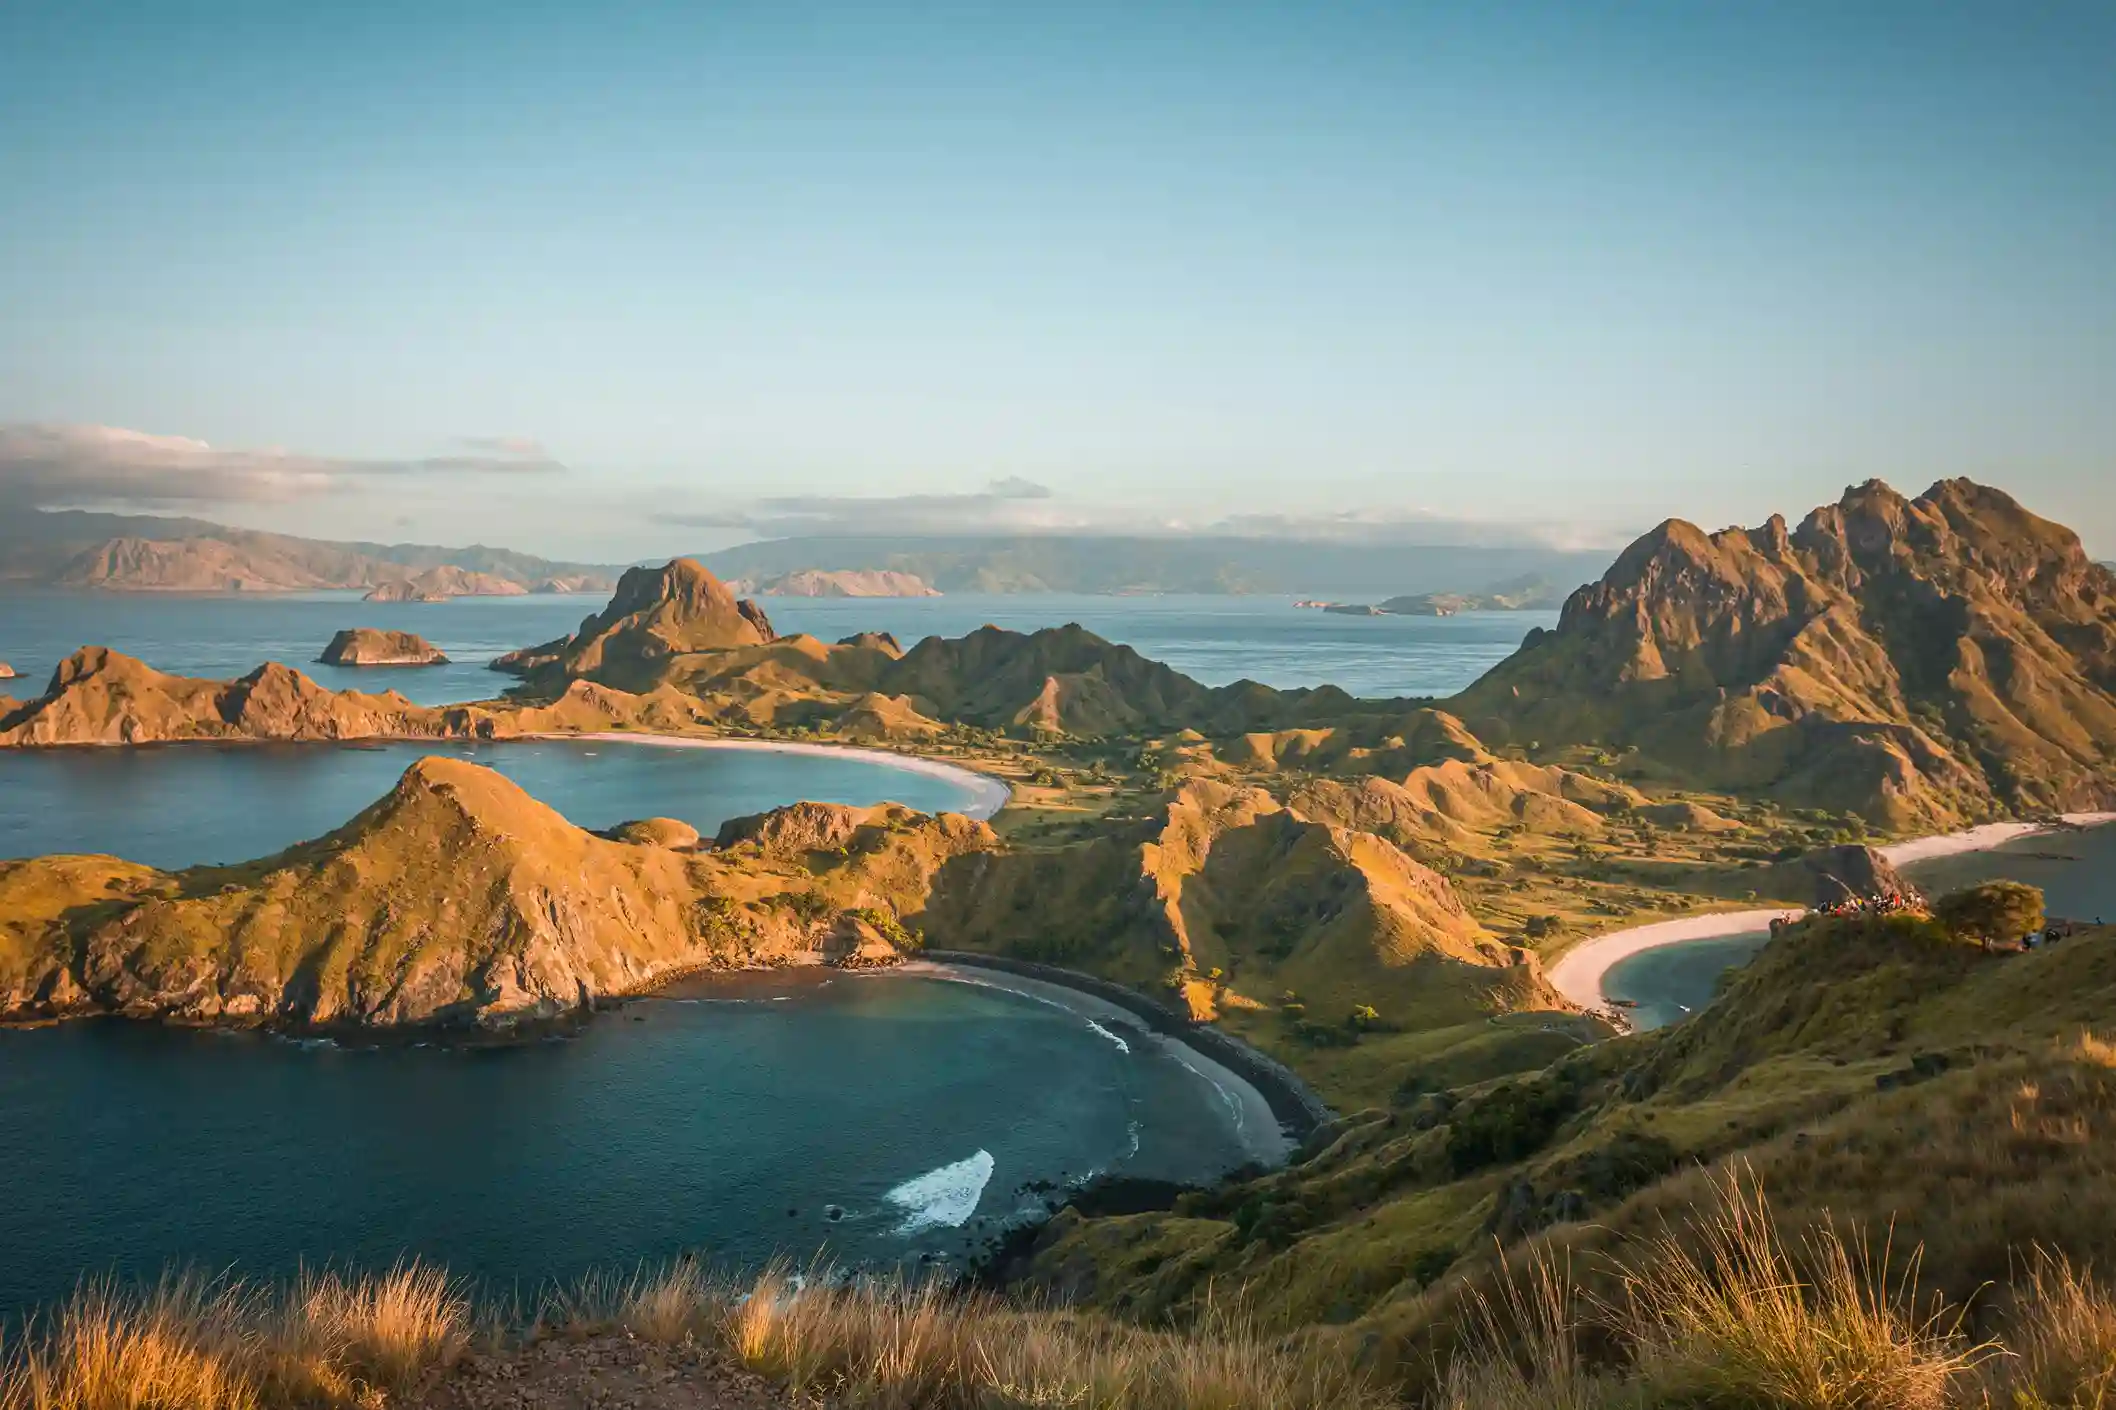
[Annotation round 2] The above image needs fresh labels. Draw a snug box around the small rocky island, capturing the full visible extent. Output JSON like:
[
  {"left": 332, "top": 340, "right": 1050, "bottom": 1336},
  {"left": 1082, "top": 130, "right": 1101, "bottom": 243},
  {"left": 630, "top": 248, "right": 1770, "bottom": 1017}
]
[
  {"left": 319, "top": 629, "right": 450, "bottom": 667},
  {"left": 0, "top": 660, "right": 15, "bottom": 679}
]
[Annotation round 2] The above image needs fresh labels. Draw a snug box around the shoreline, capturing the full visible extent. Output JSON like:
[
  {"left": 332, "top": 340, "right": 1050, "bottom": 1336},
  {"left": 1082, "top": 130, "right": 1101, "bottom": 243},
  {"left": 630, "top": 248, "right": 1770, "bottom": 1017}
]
[
  {"left": 528, "top": 731, "right": 1013, "bottom": 821},
  {"left": 0, "top": 727, "right": 1013, "bottom": 823},
  {"left": 899, "top": 960, "right": 1295, "bottom": 1171},
  {"left": 911, "top": 950, "right": 1334, "bottom": 1146},
  {"left": 1548, "top": 810, "right": 2116, "bottom": 1019}
]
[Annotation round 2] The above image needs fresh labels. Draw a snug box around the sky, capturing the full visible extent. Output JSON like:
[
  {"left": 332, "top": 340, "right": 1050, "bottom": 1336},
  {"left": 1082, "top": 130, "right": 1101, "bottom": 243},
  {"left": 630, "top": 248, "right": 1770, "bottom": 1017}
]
[{"left": 2, "top": 1, "right": 2112, "bottom": 561}]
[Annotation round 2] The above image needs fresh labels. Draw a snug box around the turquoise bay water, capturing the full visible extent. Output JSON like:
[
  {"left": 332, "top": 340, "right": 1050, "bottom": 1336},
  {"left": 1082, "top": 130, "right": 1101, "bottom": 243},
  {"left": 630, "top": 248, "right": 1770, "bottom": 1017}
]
[
  {"left": 0, "top": 738, "right": 983, "bottom": 868},
  {"left": 0, "top": 588, "right": 1553, "bottom": 704},
  {"left": 0, "top": 968, "right": 1257, "bottom": 1315},
  {"left": 1601, "top": 933, "right": 1772, "bottom": 1032}
]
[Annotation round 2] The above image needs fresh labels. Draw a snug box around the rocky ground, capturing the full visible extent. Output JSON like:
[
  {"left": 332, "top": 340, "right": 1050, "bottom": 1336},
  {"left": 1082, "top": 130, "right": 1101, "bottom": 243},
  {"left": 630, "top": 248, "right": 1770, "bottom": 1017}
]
[{"left": 412, "top": 1334, "right": 800, "bottom": 1410}]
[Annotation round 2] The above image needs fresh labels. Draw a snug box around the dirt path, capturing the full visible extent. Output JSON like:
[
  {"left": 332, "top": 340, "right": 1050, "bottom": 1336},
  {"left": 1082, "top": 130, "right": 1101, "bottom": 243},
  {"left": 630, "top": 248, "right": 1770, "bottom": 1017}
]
[{"left": 412, "top": 1334, "right": 802, "bottom": 1410}]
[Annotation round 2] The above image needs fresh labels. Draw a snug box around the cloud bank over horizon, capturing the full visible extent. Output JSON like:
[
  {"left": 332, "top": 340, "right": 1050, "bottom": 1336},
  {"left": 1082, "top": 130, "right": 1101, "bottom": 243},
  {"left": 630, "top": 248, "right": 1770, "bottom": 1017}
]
[{"left": 0, "top": 422, "right": 566, "bottom": 514}]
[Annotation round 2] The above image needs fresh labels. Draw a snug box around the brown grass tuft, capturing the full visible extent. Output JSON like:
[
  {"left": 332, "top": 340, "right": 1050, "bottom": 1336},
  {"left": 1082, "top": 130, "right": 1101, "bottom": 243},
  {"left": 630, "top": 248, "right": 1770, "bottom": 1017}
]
[{"left": 1610, "top": 1174, "right": 1979, "bottom": 1410}]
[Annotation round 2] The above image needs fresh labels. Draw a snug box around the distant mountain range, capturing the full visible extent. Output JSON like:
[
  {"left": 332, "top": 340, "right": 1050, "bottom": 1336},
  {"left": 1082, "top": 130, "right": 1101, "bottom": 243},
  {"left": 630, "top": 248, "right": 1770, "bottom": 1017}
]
[
  {"left": 699, "top": 533, "right": 1615, "bottom": 598},
  {"left": 2, "top": 511, "right": 1618, "bottom": 600},
  {"left": 0, "top": 510, "right": 620, "bottom": 595}
]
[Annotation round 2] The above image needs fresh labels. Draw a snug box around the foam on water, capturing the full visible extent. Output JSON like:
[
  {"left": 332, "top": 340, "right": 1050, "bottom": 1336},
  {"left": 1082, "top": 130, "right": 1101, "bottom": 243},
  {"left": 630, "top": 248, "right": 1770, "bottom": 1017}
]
[
  {"left": 884, "top": 1150, "right": 995, "bottom": 1235},
  {"left": 1084, "top": 1018, "right": 1131, "bottom": 1053}
]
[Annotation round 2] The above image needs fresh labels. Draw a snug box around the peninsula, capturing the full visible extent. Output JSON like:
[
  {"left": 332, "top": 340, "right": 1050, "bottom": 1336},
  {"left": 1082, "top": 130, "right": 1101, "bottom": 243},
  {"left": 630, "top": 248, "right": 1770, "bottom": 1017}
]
[
  {"left": 0, "top": 757, "right": 997, "bottom": 1028},
  {"left": 736, "top": 568, "right": 940, "bottom": 597}
]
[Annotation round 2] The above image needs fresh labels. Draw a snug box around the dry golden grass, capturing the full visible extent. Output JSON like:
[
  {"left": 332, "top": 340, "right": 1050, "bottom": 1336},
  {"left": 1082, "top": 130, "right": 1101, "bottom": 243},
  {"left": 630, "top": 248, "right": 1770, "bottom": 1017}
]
[
  {"left": 1609, "top": 1177, "right": 1979, "bottom": 1410},
  {"left": 0, "top": 1265, "right": 465, "bottom": 1410},
  {"left": 1977, "top": 1252, "right": 2116, "bottom": 1410},
  {"left": 8, "top": 1196, "right": 2116, "bottom": 1409},
  {"left": 712, "top": 1261, "right": 1384, "bottom": 1410}
]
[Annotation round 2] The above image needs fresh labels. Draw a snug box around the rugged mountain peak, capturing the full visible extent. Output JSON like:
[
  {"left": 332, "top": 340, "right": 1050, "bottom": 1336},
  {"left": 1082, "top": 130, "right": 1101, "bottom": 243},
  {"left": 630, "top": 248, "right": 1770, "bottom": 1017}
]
[
  {"left": 334, "top": 755, "right": 577, "bottom": 853},
  {"left": 46, "top": 644, "right": 151, "bottom": 694},
  {"left": 492, "top": 558, "right": 776, "bottom": 684},
  {"left": 1455, "top": 478, "right": 2116, "bottom": 824}
]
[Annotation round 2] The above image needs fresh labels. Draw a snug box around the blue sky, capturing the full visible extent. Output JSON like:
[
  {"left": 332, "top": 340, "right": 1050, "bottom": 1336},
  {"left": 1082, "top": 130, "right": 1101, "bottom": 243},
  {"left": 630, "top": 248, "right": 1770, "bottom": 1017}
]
[{"left": 3, "top": 2, "right": 2111, "bottom": 559}]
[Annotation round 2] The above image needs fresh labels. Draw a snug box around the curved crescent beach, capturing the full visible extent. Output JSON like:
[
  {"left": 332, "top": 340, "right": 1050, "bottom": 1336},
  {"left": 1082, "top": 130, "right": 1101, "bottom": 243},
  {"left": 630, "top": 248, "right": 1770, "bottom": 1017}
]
[
  {"left": 1548, "top": 811, "right": 2116, "bottom": 1017},
  {"left": 528, "top": 731, "right": 1014, "bottom": 819}
]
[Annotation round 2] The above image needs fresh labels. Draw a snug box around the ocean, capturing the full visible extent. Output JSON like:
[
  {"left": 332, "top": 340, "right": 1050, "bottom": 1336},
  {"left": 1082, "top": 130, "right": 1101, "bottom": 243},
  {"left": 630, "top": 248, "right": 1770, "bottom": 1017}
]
[{"left": 0, "top": 588, "right": 1553, "bottom": 705}]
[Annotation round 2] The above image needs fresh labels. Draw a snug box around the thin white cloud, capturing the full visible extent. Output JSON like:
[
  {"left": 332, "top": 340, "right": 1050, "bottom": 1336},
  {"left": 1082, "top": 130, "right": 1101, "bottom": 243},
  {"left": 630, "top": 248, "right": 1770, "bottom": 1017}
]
[
  {"left": 665, "top": 480, "right": 1614, "bottom": 549},
  {"left": 0, "top": 423, "right": 565, "bottom": 512}
]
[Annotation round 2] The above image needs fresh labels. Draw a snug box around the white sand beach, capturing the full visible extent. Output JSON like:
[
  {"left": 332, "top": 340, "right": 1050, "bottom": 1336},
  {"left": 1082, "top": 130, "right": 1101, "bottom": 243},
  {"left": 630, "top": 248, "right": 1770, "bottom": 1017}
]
[
  {"left": 1549, "top": 811, "right": 2116, "bottom": 1016},
  {"left": 528, "top": 731, "right": 1013, "bottom": 819}
]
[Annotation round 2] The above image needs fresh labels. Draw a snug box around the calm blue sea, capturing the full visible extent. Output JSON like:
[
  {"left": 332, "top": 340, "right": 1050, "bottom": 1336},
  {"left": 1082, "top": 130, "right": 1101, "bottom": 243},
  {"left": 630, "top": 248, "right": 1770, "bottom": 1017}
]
[
  {"left": 4, "top": 587, "right": 1386, "bottom": 1313},
  {"left": 0, "top": 588, "right": 1552, "bottom": 704},
  {"left": 0, "top": 968, "right": 1254, "bottom": 1315}
]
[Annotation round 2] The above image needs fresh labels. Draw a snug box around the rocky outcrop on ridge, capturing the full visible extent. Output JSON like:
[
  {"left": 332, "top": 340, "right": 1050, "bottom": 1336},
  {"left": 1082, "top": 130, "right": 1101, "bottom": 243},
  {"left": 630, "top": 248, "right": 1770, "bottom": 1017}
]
[
  {"left": 603, "top": 817, "right": 703, "bottom": 849},
  {"left": 319, "top": 629, "right": 450, "bottom": 666},
  {"left": 1452, "top": 479, "right": 2116, "bottom": 826},
  {"left": 492, "top": 559, "right": 776, "bottom": 686},
  {"left": 920, "top": 778, "right": 1558, "bottom": 1027}
]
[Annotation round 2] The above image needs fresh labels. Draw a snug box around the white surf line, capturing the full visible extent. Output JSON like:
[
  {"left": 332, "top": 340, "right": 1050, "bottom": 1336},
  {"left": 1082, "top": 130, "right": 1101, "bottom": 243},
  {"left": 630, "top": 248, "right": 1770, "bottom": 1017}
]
[
  {"left": 518, "top": 732, "right": 1012, "bottom": 820},
  {"left": 896, "top": 961, "right": 1294, "bottom": 1167},
  {"left": 1549, "top": 811, "right": 2116, "bottom": 1017}
]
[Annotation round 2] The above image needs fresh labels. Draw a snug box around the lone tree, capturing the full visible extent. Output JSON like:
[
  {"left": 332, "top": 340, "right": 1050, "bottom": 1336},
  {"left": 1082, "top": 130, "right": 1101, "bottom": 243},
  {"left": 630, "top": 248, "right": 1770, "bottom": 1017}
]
[{"left": 1934, "top": 881, "right": 2046, "bottom": 949}]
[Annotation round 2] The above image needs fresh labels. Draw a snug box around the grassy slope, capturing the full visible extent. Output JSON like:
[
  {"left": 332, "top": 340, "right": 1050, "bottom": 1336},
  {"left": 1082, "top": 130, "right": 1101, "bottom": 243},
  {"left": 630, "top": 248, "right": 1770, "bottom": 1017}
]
[{"left": 1021, "top": 911, "right": 2116, "bottom": 1392}]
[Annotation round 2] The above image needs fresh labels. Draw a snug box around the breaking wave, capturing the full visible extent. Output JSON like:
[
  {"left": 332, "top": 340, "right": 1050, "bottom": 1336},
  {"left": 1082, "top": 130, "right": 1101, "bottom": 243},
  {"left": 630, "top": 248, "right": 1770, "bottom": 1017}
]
[{"left": 884, "top": 1149, "right": 995, "bottom": 1235}]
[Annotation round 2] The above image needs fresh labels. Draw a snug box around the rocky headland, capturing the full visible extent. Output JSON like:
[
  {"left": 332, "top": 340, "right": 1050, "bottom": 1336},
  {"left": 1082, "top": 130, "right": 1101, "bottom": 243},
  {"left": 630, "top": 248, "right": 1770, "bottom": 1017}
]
[
  {"left": 0, "top": 647, "right": 497, "bottom": 746},
  {"left": 736, "top": 569, "right": 940, "bottom": 597},
  {"left": 319, "top": 628, "right": 450, "bottom": 666},
  {"left": 1377, "top": 575, "right": 1564, "bottom": 615},
  {"left": 365, "top": 566, "right": 529, "bottom": 602}
]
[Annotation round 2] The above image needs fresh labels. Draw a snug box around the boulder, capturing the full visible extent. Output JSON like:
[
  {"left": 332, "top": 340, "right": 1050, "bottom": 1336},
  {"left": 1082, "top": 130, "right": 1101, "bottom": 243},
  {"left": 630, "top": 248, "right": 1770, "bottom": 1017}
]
[{"left": 603, "top": 817, "right": 702, "bottom": 849}]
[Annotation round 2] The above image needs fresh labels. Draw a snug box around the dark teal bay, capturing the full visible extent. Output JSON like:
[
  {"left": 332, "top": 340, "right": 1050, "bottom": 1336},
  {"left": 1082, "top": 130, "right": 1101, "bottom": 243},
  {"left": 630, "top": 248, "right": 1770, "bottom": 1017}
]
[{"left": 0, "top": 968, "right": 1256, "bottom": 1315}]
